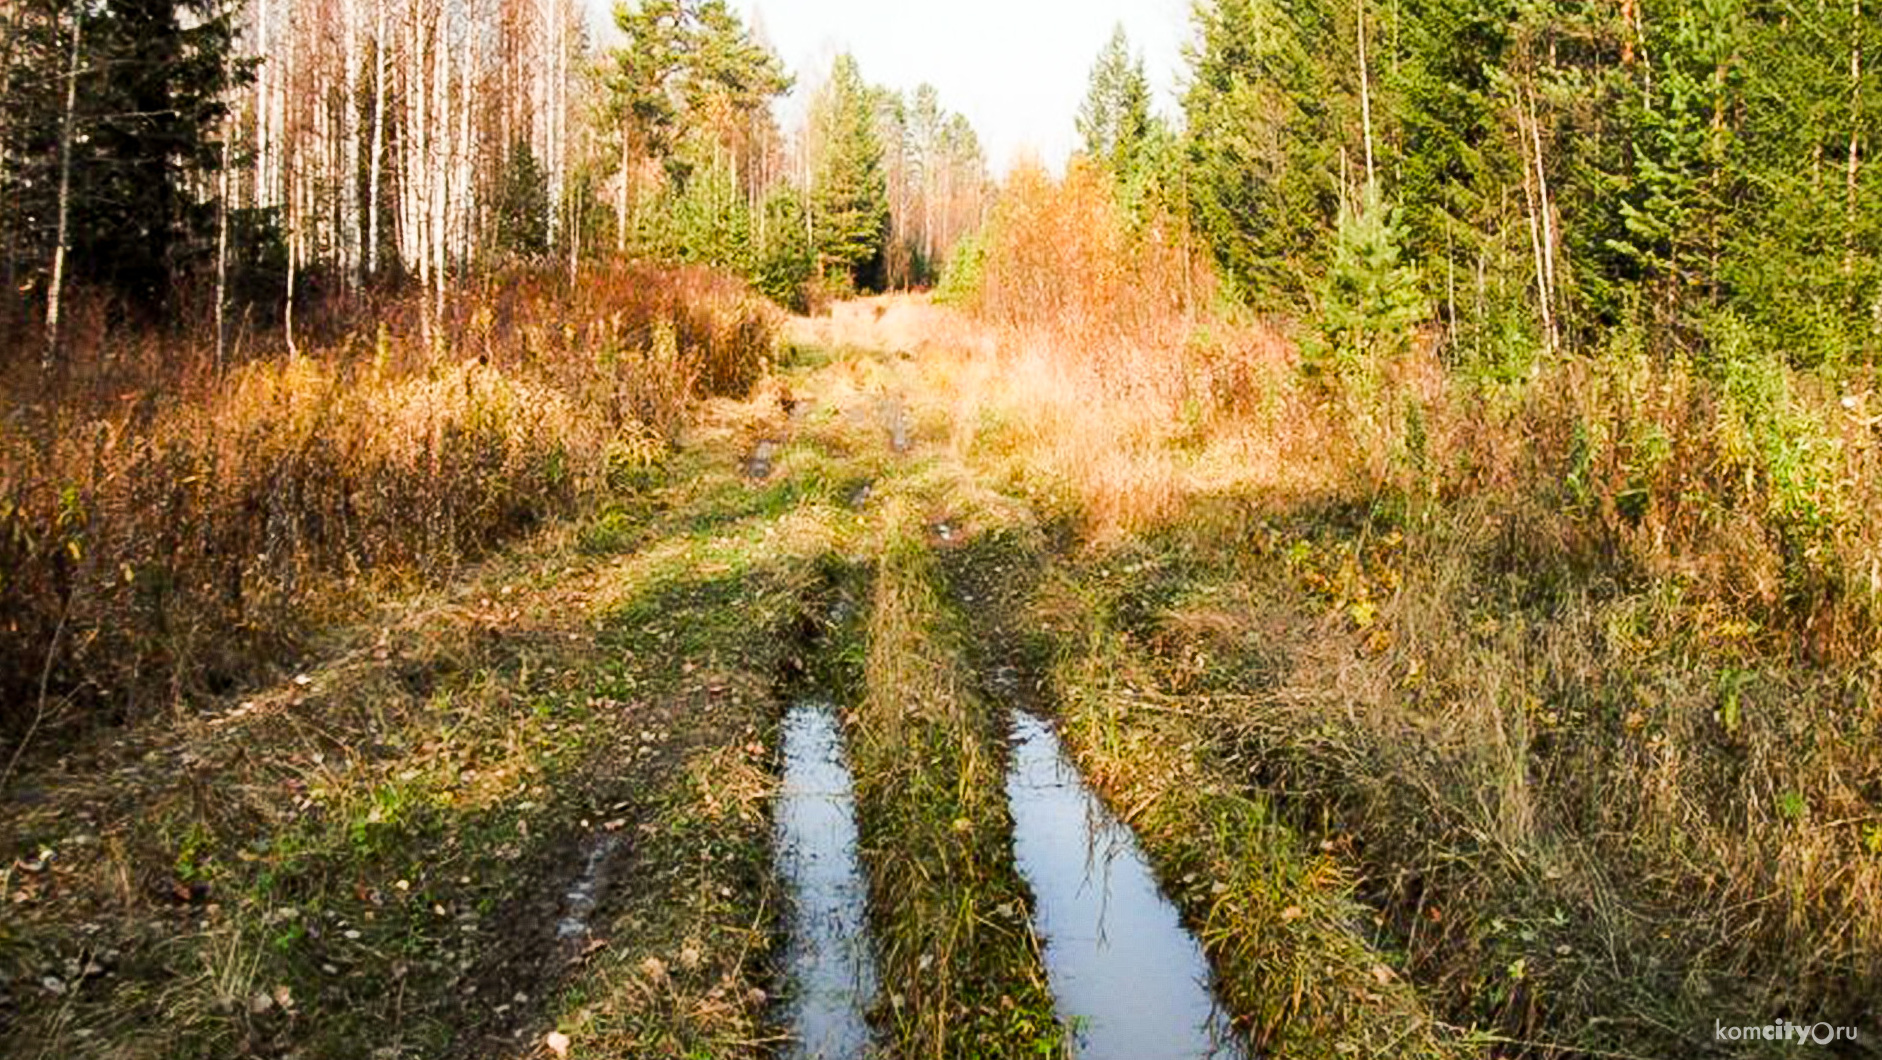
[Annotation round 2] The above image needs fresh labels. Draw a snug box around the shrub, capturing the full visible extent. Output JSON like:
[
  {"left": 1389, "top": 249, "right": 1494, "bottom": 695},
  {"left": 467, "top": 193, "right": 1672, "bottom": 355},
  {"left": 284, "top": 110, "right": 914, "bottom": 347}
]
[
  {"left": 1304, "top": 184, "right": 1426, "bottom": 387},
  {"left": 0, "top": 263, "right": 781, "bottom": 747},
  {"left": 933, "top": 230, "right": 986, "bottom": 307}
]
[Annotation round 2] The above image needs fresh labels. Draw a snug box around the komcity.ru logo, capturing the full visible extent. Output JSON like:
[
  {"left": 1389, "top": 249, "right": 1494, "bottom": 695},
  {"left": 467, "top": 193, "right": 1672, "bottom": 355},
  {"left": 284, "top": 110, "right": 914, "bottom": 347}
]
[{"left": 1715, "top": 1018, "right": 1860, "bottom": 1046}]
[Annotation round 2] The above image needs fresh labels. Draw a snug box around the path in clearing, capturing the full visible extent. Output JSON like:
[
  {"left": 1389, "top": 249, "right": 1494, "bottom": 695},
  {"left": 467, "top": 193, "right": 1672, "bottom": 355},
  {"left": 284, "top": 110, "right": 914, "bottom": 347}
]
[{"left": 0, "top": 297, "right": 1455, "bottom": 1060}]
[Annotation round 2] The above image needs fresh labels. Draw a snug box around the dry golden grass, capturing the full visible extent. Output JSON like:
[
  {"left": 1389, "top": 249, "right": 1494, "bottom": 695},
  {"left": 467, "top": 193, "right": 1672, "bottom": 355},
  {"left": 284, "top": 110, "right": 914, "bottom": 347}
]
[
  {"left": 865, "top": 161, "right": 1882, "bottom": 1053},
  {"left": 0, "top": 263, "right": 780, "bottom": 751}
]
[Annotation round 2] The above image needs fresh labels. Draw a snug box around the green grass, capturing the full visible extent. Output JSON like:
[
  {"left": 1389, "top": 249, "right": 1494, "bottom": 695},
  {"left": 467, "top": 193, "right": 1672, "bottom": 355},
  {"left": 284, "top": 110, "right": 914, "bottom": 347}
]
[{"left": 835, "top": 491, "right": 1064, "bottom": 1060}]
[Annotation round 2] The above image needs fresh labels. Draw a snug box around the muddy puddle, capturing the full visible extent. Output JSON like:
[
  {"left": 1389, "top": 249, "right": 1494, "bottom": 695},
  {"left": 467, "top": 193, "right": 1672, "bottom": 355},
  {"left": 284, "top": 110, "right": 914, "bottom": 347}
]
[
  {"left": 744, "top": 438, "right": 783, "bottom": 479},
  {"left": 554, "top": 834, "right": 621, "bottom": 949},
  {"left": 775, "top": 702, "right": 878, "bottom": 1059},
  {"left": 1006, "top": 711, "right": 1246, "bottom": 1060}
]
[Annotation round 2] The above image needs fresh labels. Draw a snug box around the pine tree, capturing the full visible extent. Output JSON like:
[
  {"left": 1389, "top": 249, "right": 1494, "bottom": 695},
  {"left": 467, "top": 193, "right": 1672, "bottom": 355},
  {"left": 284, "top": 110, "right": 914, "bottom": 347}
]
[
  {"left": 1307, "top": 182, "right": 1427, "bottom": 381},
  {"left": 686, "top": 0, "right": 790, "bottom": 126},
  {"left": 810, "top": 54, "right": 889, "bottom": 290},
  {"left": 608, "top": 0, "right": 792, "bottom": 271}
]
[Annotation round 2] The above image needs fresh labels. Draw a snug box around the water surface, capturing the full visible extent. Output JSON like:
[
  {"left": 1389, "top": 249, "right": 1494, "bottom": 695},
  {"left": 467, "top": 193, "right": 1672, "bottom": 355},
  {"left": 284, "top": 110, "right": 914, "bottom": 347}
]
[
  {"left": 775, "top": 702, "right": 877, "bottom": 1060},
  {"left": 1005, "top": 711, "right": 1246, "bottom": 1060}
]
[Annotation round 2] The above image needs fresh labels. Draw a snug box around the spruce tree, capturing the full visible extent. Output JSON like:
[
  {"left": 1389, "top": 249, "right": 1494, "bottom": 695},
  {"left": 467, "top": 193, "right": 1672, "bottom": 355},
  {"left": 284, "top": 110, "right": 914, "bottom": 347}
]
[
  {"left": 811, "top": 54, "right": 889, "bottom": 290},
  {"left": 1183, "top": 0, "right": 1356, "bottom": 307},
  {"left": 493, "top": 140, "right": 552, "bottom": 259},
  {"left": 2, "top": 0, "right": 251, "bottom": 315},
  {"left": 1077, "top": 25, "right": 1153, "bottom": 181},
  {"left": 1307, "top": 182, "right": 1427, "bottom": 381}
]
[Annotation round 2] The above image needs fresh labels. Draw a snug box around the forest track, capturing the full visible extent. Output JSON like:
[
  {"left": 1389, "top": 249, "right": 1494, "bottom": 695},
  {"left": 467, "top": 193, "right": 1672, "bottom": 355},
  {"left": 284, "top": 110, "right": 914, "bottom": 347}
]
[{"left": 2, "top": 298, "right": 1463, "bottom": 1060}]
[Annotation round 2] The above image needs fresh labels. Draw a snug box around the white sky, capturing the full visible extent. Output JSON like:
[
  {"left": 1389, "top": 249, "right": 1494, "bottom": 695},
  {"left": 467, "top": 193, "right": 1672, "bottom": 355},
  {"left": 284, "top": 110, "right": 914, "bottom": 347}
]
[{"left": 587, "top": 0, "right": 1195, "bottom": 175}]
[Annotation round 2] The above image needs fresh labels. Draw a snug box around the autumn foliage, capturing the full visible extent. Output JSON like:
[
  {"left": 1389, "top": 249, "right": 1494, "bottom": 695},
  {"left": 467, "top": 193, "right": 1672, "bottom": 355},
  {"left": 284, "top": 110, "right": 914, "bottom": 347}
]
[{"left": 0, "top": 264, "right": 779, "bottom": 742}]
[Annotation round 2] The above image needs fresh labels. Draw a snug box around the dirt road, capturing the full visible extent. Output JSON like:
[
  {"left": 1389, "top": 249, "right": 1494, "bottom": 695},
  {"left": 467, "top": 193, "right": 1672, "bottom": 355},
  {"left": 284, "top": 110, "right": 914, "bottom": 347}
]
[{"left": 1, "top": 300, "right": 1454, "bottom": 1060}]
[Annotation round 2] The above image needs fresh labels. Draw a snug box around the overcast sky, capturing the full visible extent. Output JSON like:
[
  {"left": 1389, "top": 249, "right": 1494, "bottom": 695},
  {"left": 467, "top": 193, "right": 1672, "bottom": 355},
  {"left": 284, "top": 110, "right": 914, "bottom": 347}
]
[{"left": 587, "top": 1, "right": 1195, "bottom": 175}]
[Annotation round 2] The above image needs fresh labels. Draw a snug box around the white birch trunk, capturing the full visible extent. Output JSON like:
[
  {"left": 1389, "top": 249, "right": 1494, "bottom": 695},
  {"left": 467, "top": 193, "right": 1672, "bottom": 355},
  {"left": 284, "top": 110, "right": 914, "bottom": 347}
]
[
  {"left": 44, "top": 7, "right": 82, "bottom": 369},
  {"left": 368, "top": 0, "right": 385, "bottom": 275}
]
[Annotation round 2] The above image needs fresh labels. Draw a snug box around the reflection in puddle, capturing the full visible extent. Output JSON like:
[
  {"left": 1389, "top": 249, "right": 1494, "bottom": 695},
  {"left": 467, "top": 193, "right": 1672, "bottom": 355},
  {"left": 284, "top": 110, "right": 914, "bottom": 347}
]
[
  {"left": 1006, "top": 711, "right": 1246, "bottom": 1060},
  {"left": 776, "top": 702, "right": 878, "bottom": 1060}
]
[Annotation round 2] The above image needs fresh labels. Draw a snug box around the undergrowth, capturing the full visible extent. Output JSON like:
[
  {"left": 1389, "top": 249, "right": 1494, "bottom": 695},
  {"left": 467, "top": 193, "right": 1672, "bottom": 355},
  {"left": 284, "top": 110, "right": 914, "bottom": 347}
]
[
  {"left": 0, "top": 263, "right": 781, "bottom": 756},
  {"left": 926, "top": 162, "right": 1882, "bottom": 1055}
]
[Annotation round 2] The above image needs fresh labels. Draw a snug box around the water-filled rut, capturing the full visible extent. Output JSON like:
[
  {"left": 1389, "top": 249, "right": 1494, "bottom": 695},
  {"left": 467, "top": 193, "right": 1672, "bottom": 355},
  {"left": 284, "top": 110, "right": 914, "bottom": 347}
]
[
  {"left": 1006, "top": 711, "right": 1247, "bottom": 1060},
  {"left": 774, "top": 701, "right": 878, "bottom": 1060}
]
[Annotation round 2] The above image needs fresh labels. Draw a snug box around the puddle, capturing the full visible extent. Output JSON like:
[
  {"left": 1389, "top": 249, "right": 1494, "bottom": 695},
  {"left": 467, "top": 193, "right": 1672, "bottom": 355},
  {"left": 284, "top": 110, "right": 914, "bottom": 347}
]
[
  {"left": 775, "top": 702, "right": 878, "bottom": 1060},
  {"left": 745, "top": 438, "right": 783, "bottom": 479},
  {"left": 554, "top": 834, "right": 621, "bottom": 954},
  {"left": 1006, "top": 711, "right": 1246, "bottom": 1060}
]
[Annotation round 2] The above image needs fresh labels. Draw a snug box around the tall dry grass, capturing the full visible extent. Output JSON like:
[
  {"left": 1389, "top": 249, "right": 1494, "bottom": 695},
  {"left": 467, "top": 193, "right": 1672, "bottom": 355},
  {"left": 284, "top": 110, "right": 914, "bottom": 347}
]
[
  {"left": 944, "top": 163, "right": 1305, "bottom": 532},
  {"left": 935, "top": 161, "right": 1882, "bottom": 1050},
  {"left": 0, "top": 263, "right": 779, "bottom": 752}
]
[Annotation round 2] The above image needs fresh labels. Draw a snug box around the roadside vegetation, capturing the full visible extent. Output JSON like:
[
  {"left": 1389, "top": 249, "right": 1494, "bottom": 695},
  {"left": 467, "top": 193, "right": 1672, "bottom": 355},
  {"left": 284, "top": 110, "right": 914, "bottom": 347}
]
[
  {"left": 0, "top": 357, "right": 858, "bottom": 1057},
  {"left": 893, "top": 8, "right": 1882, "bottom": 1047},
  {"left": 0, "top": 264, "right": 779, "bottom": 754}
]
